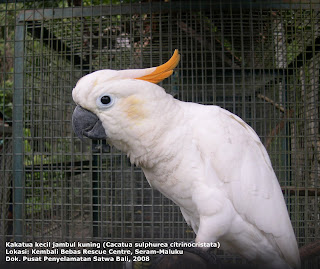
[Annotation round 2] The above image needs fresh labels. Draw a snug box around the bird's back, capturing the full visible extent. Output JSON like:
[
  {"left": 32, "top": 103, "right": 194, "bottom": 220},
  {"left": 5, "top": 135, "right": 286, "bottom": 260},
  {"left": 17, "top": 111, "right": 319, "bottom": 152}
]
[{"left": 179, "top": 101, "right": 300, "bottom": 268}]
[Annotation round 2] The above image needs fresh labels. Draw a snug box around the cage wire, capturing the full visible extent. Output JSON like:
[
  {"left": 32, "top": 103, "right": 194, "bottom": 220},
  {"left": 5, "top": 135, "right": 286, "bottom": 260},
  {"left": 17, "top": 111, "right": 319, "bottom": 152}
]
[{"left": 0, "top": 0, "right": 319, "bottom": 268}]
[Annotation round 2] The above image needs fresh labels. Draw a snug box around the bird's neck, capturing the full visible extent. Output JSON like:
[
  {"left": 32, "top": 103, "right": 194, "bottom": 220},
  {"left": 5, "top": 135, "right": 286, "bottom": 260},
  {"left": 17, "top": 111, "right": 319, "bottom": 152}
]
[{"left": 124, "top": 96, "right": 183, "bottom": 168}]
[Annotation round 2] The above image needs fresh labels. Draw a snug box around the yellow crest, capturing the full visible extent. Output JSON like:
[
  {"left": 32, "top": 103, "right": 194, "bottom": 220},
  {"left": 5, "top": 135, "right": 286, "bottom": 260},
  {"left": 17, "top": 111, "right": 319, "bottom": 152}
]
[{"left": 136, "top": 50, "right": 180, "bottom": 84}]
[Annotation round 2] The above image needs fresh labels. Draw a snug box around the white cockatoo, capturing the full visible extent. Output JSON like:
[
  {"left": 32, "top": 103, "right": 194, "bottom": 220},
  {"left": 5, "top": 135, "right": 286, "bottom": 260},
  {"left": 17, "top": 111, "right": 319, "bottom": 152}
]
[{"left": 72, "top": 50, "right": 300, "bottom": 269}]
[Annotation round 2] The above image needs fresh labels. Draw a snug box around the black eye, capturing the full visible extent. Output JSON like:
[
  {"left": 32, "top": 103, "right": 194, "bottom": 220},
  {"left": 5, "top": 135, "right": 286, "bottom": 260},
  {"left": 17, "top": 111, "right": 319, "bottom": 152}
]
[
  {"left": 101, "top": 95, "right": 111, "bottom": 104},
  {"left": 97, "top": 94, "right": 115, "bottom": 108}
]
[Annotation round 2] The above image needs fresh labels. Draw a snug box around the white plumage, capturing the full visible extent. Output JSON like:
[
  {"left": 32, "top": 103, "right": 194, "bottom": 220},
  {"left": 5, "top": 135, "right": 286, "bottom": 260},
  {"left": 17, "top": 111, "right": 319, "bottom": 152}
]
[{"left": 72, "top": 51, "right": 300, "bottom": 269}]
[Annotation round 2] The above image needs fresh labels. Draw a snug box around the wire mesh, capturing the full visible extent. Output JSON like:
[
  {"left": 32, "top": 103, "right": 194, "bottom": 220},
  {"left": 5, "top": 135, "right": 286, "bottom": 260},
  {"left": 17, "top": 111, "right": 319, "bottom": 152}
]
[{"left": 0, "top": 1, "right": 319, "bottom": 268}]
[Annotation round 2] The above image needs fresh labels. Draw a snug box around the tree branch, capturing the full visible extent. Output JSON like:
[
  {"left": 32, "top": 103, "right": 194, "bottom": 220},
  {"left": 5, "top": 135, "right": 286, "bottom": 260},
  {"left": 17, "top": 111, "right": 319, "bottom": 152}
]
[
  {"left": 257, "top": 93, "right": 285, "bottom": 113},
  {"left": 265, "top": 109, "right": 293, "bottom": 150}
]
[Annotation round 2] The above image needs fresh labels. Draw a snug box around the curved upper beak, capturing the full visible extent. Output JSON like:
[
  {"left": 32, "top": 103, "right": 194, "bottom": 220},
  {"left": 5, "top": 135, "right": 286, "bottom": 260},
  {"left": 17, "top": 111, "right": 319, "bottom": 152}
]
[{"left": 72, "top": 105, "right": 107, "bottom": 140}]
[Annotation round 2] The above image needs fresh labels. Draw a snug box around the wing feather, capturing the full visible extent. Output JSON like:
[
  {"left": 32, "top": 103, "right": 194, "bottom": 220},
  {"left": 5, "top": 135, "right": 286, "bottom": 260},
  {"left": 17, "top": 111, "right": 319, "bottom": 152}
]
[{"left": 185, "top": 103, "right": 300, "bottom": 268}]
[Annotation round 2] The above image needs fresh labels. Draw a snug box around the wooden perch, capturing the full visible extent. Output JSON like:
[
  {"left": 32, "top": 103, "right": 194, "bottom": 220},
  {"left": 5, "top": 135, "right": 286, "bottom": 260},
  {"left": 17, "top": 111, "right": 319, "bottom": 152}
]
[
  {"left": 299, "top": 240, "right": 320, "bottom": 261},
  {"left": 200, "top": 14, "right": 243, "bottom": 65},
  {"left": 177, "top": 21, "right": 239, "bottom": 68},
  {"left": 257, "top": 93, "right": 286, "bottom": 113},
  {"left": 265, "top": 109, "right": 294, "bottom": 149},
  {"left": 257, "top": 93, "right": 293, "bottom": 149}
]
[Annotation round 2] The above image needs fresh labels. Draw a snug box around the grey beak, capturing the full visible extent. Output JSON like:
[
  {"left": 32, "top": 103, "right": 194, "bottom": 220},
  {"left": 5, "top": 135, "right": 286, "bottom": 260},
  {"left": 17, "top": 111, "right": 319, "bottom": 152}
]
[{"left": 72, "top": 105, "right": 107, "bottom": 140}]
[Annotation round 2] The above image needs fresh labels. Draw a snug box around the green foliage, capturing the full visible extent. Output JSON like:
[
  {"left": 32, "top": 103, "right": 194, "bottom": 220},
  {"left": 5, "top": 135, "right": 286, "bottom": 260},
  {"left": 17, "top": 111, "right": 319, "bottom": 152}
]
[
  {"left": 24, "top": 0, "right": 140, "bottom": 8},
  {"left": 0, "top": 79, "right": 13, "bottom": 117},
  {"left": 0, "top": 3, "right": 16, "bottom": 119},
  {"left": 25, "top": 169, "right": 64, "bottom": 216}
]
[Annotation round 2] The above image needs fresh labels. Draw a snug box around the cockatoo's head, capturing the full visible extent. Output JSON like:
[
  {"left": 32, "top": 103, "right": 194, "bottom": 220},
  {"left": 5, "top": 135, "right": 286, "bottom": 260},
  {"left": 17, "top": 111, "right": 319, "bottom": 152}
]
[{"left": 72, "top": 50, "right": 180, "bottom": 157}]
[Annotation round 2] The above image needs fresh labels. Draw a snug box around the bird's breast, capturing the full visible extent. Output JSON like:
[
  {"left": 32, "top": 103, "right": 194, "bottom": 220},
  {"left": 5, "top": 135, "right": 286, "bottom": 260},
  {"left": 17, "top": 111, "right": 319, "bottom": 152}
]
[{"left": 142, "top": 154, "right": 200, "bottom": 211}]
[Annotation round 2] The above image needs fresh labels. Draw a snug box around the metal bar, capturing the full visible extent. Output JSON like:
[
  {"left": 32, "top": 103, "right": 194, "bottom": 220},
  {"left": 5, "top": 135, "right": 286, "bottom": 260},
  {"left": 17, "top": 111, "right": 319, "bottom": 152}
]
[
  {"left": 17, "top": 2, "right": 320, "bottom": 23},
  {"left": 92, "top": 141, "right": 100, "bottom": 238},
  {"left": 281, "top": 186, "right": 320, "bottom": 197},
  {"left": 90, "top": 0, "right": 100, "bottom": 237},
  {"left": 13, "top": 22, "right": 25, "bottom": 242},
  {"left": 220, "top": 1, "right": 226, "bottom": 108}
]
